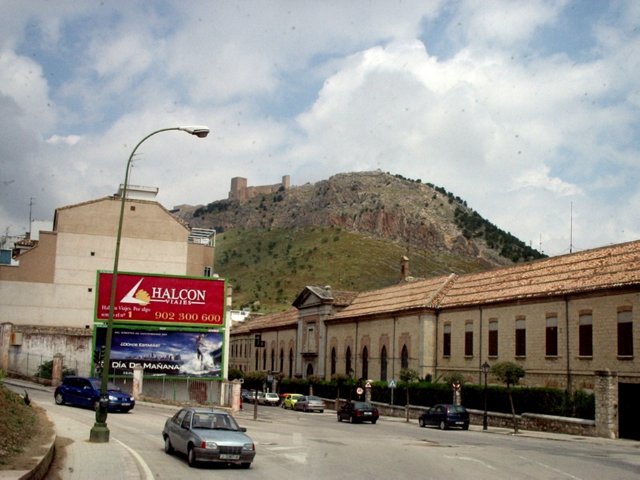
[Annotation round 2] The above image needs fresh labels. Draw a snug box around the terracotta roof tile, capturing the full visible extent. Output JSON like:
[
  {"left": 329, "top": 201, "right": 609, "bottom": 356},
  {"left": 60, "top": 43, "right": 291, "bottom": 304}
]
[
  {"left": 441, "top": 240, "right": 640, "bottom": 307},
  {"left": 331, "top": 275, "right": 455, "bottom": 320},
  {"left": 231, "top": 308, "right": 299, "bottom": 333}
]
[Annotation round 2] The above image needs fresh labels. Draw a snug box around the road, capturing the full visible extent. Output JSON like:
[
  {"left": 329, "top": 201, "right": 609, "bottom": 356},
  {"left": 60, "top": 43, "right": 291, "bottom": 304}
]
[{"left": 11, "top": 384, "right": 640, "bottom": 480}]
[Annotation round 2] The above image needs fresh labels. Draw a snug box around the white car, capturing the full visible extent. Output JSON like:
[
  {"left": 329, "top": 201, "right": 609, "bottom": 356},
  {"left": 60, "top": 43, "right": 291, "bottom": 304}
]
[{"left": 258, "top": 392, "right": 280, "bottom": 406}]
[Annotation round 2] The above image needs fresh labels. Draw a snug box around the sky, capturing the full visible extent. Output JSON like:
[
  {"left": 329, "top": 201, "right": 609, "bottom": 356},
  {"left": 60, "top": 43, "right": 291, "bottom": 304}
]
[{"left": 1, "top": 0, "right": 639, "bottom": 257}]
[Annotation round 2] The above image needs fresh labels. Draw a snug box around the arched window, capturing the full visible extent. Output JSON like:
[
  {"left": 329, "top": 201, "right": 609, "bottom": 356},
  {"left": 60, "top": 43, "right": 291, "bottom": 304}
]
[
  {"left": 289, "top": 348, "right": 294, "bottom": 378},
  {"left": 345, "top": 346, "right": 352, "bottom": 376},
  {"left": 331, "top": 347, "right": 337, "bottom": 376},
  {"left": 255, "top": 350, "right": 259, "bottom": 370},
  {"left": 270, "top": 348, "right": 275, "bottom": 372},
  {"left": 401, "top": 344, "right": 409, "bottom": 370},
  {"left": 262, "top": 348, "right": 267, "bottom": 370},
  {"left": 380, "top": 346, "right": 388, "bottom": 382},
  {"left": 362, "top": 346, "right": 369, "bottom": 380},
  {"left": 279, "top": 348, "right": 284, "bottom": 373},
  {"left": 306, "top": 363, "right": 314, "bottom": 377}
]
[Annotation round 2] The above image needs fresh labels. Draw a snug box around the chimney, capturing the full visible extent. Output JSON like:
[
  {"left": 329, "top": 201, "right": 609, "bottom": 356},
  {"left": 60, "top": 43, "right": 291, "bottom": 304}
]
[{"left": 400, "top": 256, "right": 409, "bottom": 281}]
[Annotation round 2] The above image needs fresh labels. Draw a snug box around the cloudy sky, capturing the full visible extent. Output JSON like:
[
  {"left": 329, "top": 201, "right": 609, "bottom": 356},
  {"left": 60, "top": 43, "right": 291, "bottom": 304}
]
[{"left": 1, "top": 0, "right": 639, "bottom": 257}]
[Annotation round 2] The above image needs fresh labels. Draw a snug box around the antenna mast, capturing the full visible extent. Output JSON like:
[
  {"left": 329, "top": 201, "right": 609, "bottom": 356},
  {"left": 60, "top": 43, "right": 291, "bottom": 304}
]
[{"left": 569, "top": 202, "right": 573, "bottom": 254}]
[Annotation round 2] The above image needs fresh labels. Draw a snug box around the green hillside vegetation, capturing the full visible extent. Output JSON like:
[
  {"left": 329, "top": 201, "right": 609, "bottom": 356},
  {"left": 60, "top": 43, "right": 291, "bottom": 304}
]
[{"left": 214, "top": 226, "right": 492, "bottom": 313}]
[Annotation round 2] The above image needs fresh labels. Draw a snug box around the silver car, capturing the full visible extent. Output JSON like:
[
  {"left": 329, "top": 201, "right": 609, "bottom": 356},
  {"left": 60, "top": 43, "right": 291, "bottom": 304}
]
[
  {"left": 294, "top": 395, "right": 325, "bottom": 412},
  {"left": 162, "top": 407, "right": 256, "bottom": 468}
]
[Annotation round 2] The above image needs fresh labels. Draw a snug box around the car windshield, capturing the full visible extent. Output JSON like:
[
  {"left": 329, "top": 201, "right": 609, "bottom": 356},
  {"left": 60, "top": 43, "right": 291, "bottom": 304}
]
[
  {"left": 448, "top": 405, "right": 466, "bottom": 413},
  {"left": 192, "top": 412, "right": 239, "bottom": 431},
  {"left": 307, "top": 396, "right": 321, "bottom": 401},
  {"left": 353, "top": 402, "right": 371, "bottom": 409},
  {"left": 89, "top": 379, "right": 121, "bottom": 391}
]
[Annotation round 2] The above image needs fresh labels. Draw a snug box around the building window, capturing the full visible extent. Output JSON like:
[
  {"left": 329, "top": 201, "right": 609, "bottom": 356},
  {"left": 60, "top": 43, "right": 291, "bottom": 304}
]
[
  {"left": 270, "top": 349, "right": 275, "bottom": 372},
  {"left": 362, "top": 346, "right": 369, "bottom": 380},
  {"left": 289, "top": 348, "right": 294, "bottom": 377},
  {"left": 331, "top": 347, "right": 337, "bottom": 376},
  {"left": 255, "top": 350, "right": 259, "bottom": 370},
  {"left": 203, "top": 266, "right": 212, "bottom": 277},
  {"left": 306, "top": 324, "right": 315, "bottom": 353},
  {"left": 401, "top": 344, "right": 409, "bottom": 370},
  {"left": 443, "top": 324, "right": 451, "bottom": 357},
  {"left": 546, "top": 314, "right": 558, "bottom": 356},
  {"left": 279, "top": 348, "right": 284, "bottom": 373},
  {"left": 618, "top": 309, "right": 633, "bottom": 357},
  {"left": 515, "top": 317, "right": 526, "bottom": 357},
  {"left": 464, "top": 322, "right": 474, "bottom": 357},
  {"left": 380, "top": 346, "right": 388, "bottom": 382},
  {"left": 488, "top": 320, "right": 498, "bottom": 357},
  {"left": 579, "top": 312, "right": 593, "bottom": 357},
  {"left": 262, "top": 348, "right": 267, "bottom": 370},
  {"left": 346, "top": 346, "right": 352, "bottom": 376}
]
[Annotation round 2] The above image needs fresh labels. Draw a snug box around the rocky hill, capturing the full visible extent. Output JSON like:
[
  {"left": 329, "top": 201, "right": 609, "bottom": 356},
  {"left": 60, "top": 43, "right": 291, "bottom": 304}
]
[{"left": 174, "top": 171, "right": 544, "bottom": 312}]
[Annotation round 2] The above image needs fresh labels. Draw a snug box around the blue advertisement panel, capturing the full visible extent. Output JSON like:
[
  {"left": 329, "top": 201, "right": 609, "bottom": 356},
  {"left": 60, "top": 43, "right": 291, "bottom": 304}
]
[{"left": 93, "top": 326, "right": 223, "bottom": 379}]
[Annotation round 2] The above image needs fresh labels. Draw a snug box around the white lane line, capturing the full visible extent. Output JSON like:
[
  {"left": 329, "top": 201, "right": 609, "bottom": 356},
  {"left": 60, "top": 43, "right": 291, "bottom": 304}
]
[{"left": 114, "top": 437, "right": 155, "bottom": 480}]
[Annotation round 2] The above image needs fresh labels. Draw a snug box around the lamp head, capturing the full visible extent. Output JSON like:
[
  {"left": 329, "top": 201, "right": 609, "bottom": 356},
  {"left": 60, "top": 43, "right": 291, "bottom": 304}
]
[{"left": 179, "top": 125, "right": 210, "bottom": 138}]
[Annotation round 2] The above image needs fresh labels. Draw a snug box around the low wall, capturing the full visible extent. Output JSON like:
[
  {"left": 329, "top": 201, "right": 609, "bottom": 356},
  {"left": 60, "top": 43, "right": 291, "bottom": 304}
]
[{"left": 325, "top": 398, "right": 596, "bottom": 436}]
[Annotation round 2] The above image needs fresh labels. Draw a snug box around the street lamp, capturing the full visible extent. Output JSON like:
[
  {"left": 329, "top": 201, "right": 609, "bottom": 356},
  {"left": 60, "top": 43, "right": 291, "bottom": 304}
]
[
  {"left": 89, "top": 125, "right": 209, "bottom": 443},
  {"left": 481, "top": 361, "right": 490, "bottom": 431}
]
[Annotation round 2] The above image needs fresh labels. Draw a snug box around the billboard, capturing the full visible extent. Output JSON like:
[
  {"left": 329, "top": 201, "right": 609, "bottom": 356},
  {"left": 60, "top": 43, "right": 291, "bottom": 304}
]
[
  {"left": 93, "top": 326, "right": 223, "bottom": 378},
  {"left": 95, "top": 272, "right": 225, "bottom": 327}
]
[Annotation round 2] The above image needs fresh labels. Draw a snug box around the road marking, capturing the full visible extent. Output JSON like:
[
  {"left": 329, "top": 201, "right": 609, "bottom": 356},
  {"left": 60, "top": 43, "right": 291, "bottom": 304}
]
[
  {"left": 517, "top": 455, "right": 583, "bottom": 480},
  {"left": 114, "top": 437, "right": 155, "bottom": 480},
  {"left": 444, "top": 455, "right": 497, "bottom": 470}
]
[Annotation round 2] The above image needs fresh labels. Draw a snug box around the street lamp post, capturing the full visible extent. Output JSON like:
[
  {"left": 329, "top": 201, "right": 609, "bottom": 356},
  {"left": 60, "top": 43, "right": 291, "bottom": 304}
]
[
  {"left": 89, "top": 126, "right": 209, "bottom": 443},
  {"left": 481, "top": 361, "right": 490, "bottom": 431}
]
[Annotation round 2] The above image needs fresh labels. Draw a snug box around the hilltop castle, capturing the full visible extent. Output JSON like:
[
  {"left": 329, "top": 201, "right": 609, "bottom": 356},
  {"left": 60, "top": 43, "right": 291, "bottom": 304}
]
[{"left": 228, "top": 175, "right": 290, "bottom": 203}]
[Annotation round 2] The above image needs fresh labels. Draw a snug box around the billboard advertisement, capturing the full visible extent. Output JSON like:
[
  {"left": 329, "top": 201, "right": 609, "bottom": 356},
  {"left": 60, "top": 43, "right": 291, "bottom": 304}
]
[
  {"left": 95, "top": 272, "right": 225, "bottom": 327},
  {"left": 93, "top": 326, "right": 223, "bottom": 378}
]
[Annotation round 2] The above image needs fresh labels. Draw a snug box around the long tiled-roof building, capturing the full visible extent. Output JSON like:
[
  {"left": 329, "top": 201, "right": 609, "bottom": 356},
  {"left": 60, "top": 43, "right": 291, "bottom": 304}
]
[{"left": 230, "top": 239, "right": 640, "bottom": 436}]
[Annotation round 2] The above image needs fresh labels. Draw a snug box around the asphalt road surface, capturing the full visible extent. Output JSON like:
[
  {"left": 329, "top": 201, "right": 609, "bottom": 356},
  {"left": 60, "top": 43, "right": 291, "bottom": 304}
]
[{"left": 11, "top": 384, "right": 640, "bottom": 480}]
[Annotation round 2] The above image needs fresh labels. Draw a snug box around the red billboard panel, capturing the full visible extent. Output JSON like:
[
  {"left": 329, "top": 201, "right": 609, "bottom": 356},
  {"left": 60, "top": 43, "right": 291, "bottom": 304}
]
[{"left": 96, "top": 272, "right": 225, "bottom": 326}]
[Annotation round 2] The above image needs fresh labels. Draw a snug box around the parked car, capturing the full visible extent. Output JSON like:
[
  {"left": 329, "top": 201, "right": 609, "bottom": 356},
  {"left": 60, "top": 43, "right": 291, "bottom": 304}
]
[
  {"left": 53, "top": 376, "right": 135, "bottom": 413},
  {"left": 162, "top": 407, "right": 256, "bottom": 468},
  {"left": 294, "top": 395, "right": 325, "bottom": 413},
  {"left": 258, "top": 392, "right": 280, "bottom": 406},
  {"left": 337, "top": 401, "right": 379, "bottom": 424},
  {"left": 242, "top": 390, "right": 260, "bottom": 403},
  {"left": 418, "top": 404, "right": 469, "bottom": 430},
  {"left": 281, "top": 393, "right": 304, "bottom": 409}
]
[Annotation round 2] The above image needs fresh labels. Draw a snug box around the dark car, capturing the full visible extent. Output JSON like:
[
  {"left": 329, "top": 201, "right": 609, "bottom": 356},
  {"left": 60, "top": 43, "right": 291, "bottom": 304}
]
[
  {"left": 337, "top": 401, "right": 379, "bottom": 424},
  {"left": 162, "top": 407, "right": 256, "bottom": 468},
  {"left": 419, "top": 404, "right": 469, "bottom": 430},
  {"left": 54, "top": 376, "right": 135, "bottom": 413}
]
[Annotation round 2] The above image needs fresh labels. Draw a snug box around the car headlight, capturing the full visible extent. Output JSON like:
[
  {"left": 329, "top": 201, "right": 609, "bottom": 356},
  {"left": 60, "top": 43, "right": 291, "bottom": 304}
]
[
  {"left": 129, "top": 397, "right": 135, "bottom": 402},
  {"left": 200, "top": 441, "right": 218, "bottom": 449},
  {"left": 243, "top": 443, "right": 255, "bottom": 452},
  {"left": 108, "top": 395, "right": 117, "bottom": 401}
]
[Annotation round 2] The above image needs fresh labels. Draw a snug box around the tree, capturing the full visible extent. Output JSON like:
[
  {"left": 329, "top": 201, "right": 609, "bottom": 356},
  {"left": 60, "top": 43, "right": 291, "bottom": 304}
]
[
  {"left": 491, "top": 361, "right": 525, "bottom": 433},
  {"left": 400, "top": 368, "right": 420, "bottom": 422}
]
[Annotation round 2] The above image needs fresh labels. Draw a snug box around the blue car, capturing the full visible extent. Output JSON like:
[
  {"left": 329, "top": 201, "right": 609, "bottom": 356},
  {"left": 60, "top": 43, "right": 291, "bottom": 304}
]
[{"left": 54, "top": 376, "right": 135, "bottom": 413}]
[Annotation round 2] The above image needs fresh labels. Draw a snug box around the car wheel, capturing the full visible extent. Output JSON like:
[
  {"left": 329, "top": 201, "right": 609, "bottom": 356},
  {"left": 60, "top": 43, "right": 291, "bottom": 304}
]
[
  {"left": 372, "top": 419, "right": 378, "bottom": 424},
  {"left": 54, "top": 393, "right": 65, "bottom": 405},
  {"left": 164, "top": 436, "right": 174, "bottom": 454},
  {"left": 439, "top": 420, "right": 446, "bottom": 430},
  {"left": 463, "top": 423, "right": 469, "bottom": 431},
  {"left": 337, "top": 414, "right": 342, "bottom": 422},
  {"left": 349, "top": 415, "right": 355, "bottom": 424},
  {"left": 419, "top": 417, "right": 425, "bottom": 428},
  {"left": 241, "top": 463, "right": 251, "bottom": 469},
  {"left": 187, "top": 446, "right": 198, "bottom": 467},
  {"left": 319, "top": 410, "right": 324, "bottom": 413}
]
